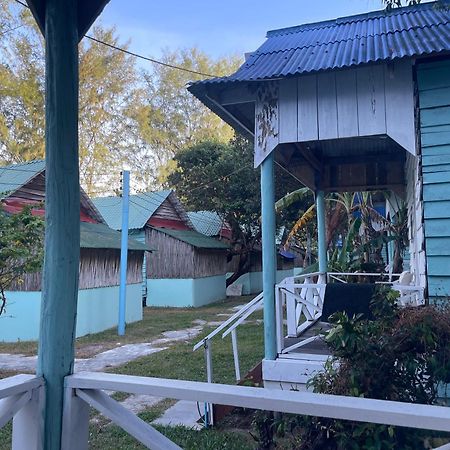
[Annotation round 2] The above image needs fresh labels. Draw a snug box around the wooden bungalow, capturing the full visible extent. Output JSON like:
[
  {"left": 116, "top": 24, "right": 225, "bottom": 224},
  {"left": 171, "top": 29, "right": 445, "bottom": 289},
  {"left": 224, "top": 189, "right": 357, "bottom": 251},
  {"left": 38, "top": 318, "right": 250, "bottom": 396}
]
[
  {"left": 93, "top": 191, "right": 229, "bottom": 307},
  {"left": 0, "top": 160, "right": 149, "bottom": 341},
  {"left": 189, "top": 2, "right": 450, "bottom": 389}
]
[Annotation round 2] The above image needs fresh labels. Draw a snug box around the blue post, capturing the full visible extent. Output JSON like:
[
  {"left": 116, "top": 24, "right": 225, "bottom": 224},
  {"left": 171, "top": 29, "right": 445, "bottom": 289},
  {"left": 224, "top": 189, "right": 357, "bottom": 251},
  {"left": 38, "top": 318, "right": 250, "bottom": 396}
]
[
  {"left": 261, "top": 153, "right": 277, "bottom": 360},
  {"left": 316, "top": 190, "right": 327, "bottom": 273},
  {"left": 37, "top": 0, "right": 79, "bottom": 447},
  {"left": 118, "top": 170, "right": 130, "bottom": 336}
]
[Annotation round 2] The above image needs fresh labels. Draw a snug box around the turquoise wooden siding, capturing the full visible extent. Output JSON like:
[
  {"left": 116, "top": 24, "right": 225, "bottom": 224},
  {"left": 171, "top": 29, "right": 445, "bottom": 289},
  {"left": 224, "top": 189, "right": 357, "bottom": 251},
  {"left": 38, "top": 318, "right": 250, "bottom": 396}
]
[{"left": 418, "top": 59, "right": 450, "bottom": 299}]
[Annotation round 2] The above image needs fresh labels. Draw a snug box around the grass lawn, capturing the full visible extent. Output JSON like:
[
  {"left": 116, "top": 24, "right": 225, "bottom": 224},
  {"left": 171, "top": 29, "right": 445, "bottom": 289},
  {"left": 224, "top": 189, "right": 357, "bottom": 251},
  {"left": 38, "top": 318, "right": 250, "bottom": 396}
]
[
  {"left": 0, "top": 295, "right": 264, "bottom": 449},
  {"left": 0, "top": 296, "right": 255, "bottom": 357}
]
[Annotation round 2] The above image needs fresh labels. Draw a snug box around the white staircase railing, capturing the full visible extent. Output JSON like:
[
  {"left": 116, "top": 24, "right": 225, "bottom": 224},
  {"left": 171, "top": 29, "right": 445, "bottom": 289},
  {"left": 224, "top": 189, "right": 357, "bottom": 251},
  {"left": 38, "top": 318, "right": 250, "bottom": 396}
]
[{"left": 193, "top": 291, "right": 263, "bottom": 424}]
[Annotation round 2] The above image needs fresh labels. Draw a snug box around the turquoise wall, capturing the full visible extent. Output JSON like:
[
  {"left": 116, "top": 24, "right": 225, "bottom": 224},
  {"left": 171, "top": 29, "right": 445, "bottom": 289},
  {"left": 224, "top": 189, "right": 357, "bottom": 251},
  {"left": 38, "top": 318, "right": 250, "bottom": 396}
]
[
  {"left": 0, "top": 284, "right": 143, "bottom": 342},
  {"left": 147, "top": 274, "right": 226, "bottom": 307},
  {"left": 418, "top": 59, "right": 450, "bottom": 300},
  {"left": 227, "top": 269, "right": 299, "bottom": 295}
]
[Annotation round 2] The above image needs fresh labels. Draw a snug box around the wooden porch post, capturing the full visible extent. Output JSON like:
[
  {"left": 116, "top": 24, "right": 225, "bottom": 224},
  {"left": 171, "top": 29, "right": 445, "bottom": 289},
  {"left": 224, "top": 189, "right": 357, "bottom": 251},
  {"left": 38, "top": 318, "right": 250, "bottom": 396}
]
[
  {"left": 316, "top": 190, "right": 327, "bottom": 273},
  {"left": 261, "top": 153, "right": 277, "bottom": 360},
  {"left": 36, "top": 0, "right": 80, "bottom": 448}
]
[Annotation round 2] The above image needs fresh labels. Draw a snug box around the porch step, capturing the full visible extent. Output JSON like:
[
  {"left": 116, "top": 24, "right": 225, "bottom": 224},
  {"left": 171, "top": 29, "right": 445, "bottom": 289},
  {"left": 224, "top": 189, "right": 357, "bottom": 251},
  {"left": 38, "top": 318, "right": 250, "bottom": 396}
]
[
  {"left": 263, "top": 356, "right": 328, "bottom": 390},
  {"left": 211, "top": 361, "right": 263, "bottom": 424}
]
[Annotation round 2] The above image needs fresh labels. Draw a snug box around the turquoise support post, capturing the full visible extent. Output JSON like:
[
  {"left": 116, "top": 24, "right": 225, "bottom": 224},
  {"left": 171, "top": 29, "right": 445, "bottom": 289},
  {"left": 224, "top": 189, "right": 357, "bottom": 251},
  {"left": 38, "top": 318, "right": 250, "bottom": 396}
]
[
  {"left": 118, "top": 170, "right": 130, "bottom": 336},
  {"left": 316, "top": 190, "right": 327, "bottom": 273},
  {"left": 261, "top": 153, "right": 277, "bottom": 360},
  {"left": 37, "top": 0, "right": 79, "bottom": 448}
]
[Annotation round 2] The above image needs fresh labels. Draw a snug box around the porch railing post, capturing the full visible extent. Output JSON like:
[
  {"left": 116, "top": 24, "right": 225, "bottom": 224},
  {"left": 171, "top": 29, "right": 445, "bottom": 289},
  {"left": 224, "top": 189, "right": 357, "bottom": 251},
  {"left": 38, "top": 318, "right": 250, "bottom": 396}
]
[
  {"left": 261, "top": 153, "right": 277, "bottom": 360},
  {"left": 61, "top": 387, "right": 89, "bottom": 450},
  {"left": 12, "top": 385, "right": 45, "bottom": 450}
]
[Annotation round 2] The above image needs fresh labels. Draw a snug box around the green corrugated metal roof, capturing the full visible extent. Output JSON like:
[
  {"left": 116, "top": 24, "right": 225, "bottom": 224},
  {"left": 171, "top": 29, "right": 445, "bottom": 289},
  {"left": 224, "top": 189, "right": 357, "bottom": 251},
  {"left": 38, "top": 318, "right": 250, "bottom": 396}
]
[
  {"left": 187, "top": 211, "right": 224, "bottom": 236},
  {"left": 80, "top": 222, "right": 152, "bottom": 251},
  {"left": 152, "top": 227, "right": 229, "bottom": 250},
  {"left": 92, "top": 191, "right": 171, "bottom": 230},
  {"left": 0, "top": 160, "right": 45, "bottom": 197}
]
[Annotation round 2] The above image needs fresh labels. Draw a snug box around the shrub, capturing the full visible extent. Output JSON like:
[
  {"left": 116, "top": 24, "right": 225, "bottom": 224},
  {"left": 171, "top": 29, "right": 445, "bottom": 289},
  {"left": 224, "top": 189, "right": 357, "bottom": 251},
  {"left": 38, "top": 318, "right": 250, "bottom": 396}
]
[{"left": 295, "top": 287, "right": 450, "bottom": 449}]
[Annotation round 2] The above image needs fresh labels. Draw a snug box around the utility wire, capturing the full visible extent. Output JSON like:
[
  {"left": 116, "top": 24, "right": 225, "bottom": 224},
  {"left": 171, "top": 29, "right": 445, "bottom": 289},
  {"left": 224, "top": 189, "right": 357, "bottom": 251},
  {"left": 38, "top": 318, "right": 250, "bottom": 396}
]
[
  {"left": 275, "top": 160, "right": 305, "bottom": 186},
  {"left": 13, "top": 0, "right": 219, "bottom": 78},
  {"left": 0, "top": 24, "right": 24, "bottom": 37},
  {"left": 85, "top": 36, "right": 219, "bottom": 78}
]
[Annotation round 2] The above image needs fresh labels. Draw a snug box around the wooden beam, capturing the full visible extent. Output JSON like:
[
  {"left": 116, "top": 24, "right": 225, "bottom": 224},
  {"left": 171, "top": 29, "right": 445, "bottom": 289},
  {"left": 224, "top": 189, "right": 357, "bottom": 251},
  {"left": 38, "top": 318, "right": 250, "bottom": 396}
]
[
  {"left": 25, "top": 0, "right": 110, "bottom": 42},
  {"left": 294, "top": 143, "right": 322, "bottom": 174},
  {"left": 76, "top": 389, "right": 182, "bottom": 450},
  {"left": 218, "top": 84, "right": 255, "bottom": 105},
  {"left": 36, "top": 1, "right": 80, "bottom": 449}
]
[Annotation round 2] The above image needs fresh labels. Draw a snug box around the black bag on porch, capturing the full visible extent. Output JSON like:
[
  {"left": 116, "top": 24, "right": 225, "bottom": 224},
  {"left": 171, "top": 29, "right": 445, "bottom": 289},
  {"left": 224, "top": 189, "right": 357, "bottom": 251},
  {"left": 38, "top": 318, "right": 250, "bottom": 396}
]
[{"left": 321, "top": 283, "right": 376, "bottom": 322}]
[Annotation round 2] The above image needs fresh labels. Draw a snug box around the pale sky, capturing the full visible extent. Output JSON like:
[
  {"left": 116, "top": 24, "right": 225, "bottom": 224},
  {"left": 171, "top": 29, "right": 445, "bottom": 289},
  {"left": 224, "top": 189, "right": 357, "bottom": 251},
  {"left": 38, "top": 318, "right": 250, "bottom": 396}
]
[{"left": 93, "top": 0, "right": 431, "bottom": 63}]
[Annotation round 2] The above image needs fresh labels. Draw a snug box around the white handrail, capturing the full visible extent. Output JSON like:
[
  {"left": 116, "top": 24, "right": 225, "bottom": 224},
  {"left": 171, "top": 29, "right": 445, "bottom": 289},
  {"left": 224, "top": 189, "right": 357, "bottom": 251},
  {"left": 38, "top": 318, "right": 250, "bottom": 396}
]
[
  {"left": 193, "top": 292, "right": 263, "bottom": 352},
  {"left": 222, "top": 296, "right": 263, "bottom": 338}
]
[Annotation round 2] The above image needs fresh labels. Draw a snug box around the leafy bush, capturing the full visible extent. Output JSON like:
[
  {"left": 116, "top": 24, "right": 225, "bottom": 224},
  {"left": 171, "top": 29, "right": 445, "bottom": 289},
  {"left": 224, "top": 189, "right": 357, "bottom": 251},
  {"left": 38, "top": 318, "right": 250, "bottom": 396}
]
[
  {"left": 295, "top": 287, "right": 450, "bottom": 449},
  {"left": 254, "top": 287, "right": 450, "bottom": 449},
  {"left": 0, "top": 207, "right": 44, "bottom": 314}
]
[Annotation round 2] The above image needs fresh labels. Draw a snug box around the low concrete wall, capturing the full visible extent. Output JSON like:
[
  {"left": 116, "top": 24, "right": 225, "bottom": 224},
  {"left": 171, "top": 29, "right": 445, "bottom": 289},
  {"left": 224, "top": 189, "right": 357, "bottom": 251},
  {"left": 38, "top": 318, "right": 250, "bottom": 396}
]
[
  {"left": 227, "top": 269, "right": 302, "bottom": 295},
  {"left": 147, "top": 274, "right": 226, "bottom": 308},
  {"left": 0, "top": 284, "right": 143, "bottom": 342}
]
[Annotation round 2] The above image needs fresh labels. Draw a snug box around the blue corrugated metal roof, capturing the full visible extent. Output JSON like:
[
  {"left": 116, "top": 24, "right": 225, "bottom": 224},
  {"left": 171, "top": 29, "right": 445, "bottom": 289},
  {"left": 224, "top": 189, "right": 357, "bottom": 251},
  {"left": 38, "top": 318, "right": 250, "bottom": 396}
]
[
  {"left": 0, "top": 160, "right": 45, "bottom": 197},
  {"left": 187, "top": 211, "right": 225, "bottom": 236},
  {"left": 193, "top": 1, "right": 449, "bottom": 84},
  {"left": 93, "top": 190, "right": 171, "bottom": 231}
]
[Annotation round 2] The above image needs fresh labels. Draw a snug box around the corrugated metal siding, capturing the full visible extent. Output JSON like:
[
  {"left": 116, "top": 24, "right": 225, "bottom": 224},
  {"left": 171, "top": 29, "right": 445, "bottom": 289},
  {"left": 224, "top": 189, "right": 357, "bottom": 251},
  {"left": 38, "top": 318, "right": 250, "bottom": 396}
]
[
  {"left": 193, "top": 2, "right": 449, "bottom": 86},
  {"left": 418, "top": 58, "right": 450, "bottom": 299}
]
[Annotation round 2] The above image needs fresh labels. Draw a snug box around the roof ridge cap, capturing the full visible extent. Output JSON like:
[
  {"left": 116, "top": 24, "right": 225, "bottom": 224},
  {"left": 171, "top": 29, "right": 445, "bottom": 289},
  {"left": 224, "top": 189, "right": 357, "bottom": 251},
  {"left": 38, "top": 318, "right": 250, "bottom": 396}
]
[{"left": 266, "top": 1, "right": 438, "bottom": 37}]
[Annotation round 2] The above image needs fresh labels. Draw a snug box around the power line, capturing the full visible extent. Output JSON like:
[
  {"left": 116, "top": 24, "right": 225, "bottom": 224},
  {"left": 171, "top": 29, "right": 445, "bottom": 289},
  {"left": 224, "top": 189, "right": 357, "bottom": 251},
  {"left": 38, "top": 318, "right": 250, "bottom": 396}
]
[
  {"left": 275, "top": 160, "right": 305, "bottom": 186},
  {"left": 0, "top": 24, "right": 24, "bottom": 38},
  {"left": 13, "top": 0, "right": 220, "bottom": 78},
  {"left": 85, "top": 37, "right": 219, "bottom": 78}
]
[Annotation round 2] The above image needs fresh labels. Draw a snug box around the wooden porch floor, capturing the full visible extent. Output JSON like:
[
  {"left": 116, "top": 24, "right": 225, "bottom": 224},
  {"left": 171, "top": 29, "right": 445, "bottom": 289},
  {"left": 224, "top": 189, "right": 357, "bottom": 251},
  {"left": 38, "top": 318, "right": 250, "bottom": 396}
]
[{"left": 283, "top": 322, "right": 331, "bottom": 356}]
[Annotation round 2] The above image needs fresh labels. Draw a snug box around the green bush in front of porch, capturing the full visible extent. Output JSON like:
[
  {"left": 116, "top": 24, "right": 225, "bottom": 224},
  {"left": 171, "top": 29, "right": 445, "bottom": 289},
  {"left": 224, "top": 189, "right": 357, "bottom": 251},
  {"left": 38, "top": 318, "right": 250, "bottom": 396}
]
[{"left": 257, "top": 287, "right": 450, "bottom": 449}]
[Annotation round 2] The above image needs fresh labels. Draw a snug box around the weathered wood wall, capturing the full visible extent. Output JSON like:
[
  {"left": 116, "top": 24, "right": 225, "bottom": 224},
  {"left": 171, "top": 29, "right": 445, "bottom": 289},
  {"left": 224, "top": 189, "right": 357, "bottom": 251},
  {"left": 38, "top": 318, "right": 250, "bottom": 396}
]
[
  {"left": 418, "top": 58, "right": 450, "bottom": 299},
  {"left": 145, "top": 228, "right": 227, "bottom": 279},
  {"left": 255, "top": 60, "right": 415, "bottom": 167},
  {"left": 8, "top": 249, "right": 143, "bottom": 291},
  {"left": 405, "top": 152, "right": 426, "bottom": 290}
]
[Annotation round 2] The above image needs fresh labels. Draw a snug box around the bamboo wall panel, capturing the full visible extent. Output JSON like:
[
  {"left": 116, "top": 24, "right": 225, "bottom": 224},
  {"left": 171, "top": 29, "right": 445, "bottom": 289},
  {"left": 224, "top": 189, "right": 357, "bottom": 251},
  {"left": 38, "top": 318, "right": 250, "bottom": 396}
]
[
  {"left": 8, "top": 249, "right": 143, "bottom": 291},
  {"left": 152, "top": 199, "right": 182, "bottom": 221},
  {"left": 146, "top": 228, "right": 196, "bottom": 278},
  {"left": 145, "top": 228, "right": 227, "bottom": 279}
]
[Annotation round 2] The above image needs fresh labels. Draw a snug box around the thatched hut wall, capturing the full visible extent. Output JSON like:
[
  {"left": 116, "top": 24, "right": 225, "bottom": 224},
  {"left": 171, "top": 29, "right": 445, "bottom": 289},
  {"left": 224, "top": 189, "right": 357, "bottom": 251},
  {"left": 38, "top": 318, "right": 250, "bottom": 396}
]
[
  {"left": 146, "top": 228, "right": 227, "bottom": 279},
  {"left": 8, "top": 249, "right": 143, "bottom": 291}
]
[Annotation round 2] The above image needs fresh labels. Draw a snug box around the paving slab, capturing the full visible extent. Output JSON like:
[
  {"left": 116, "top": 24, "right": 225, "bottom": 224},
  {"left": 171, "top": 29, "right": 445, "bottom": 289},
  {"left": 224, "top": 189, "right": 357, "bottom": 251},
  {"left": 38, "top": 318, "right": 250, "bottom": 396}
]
[{"left": 152, "top": 400, "right": 203, "bottom": 430}]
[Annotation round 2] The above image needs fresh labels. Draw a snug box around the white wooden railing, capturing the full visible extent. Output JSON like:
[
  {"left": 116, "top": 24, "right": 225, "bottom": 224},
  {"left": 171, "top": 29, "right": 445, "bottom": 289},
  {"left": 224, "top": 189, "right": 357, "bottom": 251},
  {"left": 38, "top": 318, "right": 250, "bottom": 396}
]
[
  {"left": 0, "top": 374, "right": 44, "bottom": 450},
  {"left": 0, "top": 372, "right": 447, "bottom": 449},
  {"left": 59, "top": 371, "right": 450, "bottom": 449},
  {"left": 275, "top": 271, "right": 426, "bottom": 355}
]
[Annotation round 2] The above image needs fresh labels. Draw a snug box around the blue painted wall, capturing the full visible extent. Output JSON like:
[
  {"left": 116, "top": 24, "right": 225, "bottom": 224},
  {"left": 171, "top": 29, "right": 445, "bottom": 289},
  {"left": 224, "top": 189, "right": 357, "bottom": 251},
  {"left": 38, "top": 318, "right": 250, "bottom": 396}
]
[
  {"left": 0, "top": 284, "right": 143, "bottom": 342},
  {"left": 227, "top": 269, "right": 299, "bottom": 295},
  {"left": 147, "top": 274, "right": 227, "bottom": 307},
  {"left": 418, "top": 59, "right": 450, "bottom": 300}
]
